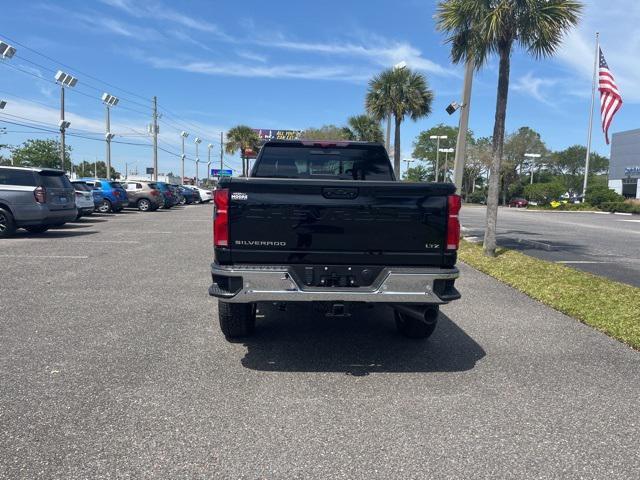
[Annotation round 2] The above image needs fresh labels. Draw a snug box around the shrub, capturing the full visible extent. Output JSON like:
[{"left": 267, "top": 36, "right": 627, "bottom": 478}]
[
  {"left": 600, "top": 202, "right": 640, "bottom": 214},
  {"left": 585, "top": 184, "right": 624, "bottom": 207},
  {"left": 467, "top": 190, "right": 486, "bottom": 204},
  {"left": 523, "top": 181, "right": 565, "bottom": 205}
]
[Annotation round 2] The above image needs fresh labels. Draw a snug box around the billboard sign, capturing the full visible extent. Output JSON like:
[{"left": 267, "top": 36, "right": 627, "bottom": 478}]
[
  {"left": 211, "top": 169, "right": 233, "bottom": 177},
  {"left": 146, "top": 167, "right": 154, "bottom": 174},
  {"left": 254, "top": 129, "right": 302, "bottom": 142}
]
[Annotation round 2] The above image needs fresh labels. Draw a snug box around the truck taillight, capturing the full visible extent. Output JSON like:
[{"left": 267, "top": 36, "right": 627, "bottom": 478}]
[
  {"left": 446, "top": 194, "right": 462, "bottom": 250},
  {"left": 214, "top": 189, "right": 229, "bottom": 247},
  {"left": 34, "top": 186, "right": 46, "bottom": 204}
]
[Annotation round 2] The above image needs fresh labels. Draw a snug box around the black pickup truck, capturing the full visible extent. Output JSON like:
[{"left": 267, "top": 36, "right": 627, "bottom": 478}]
[{"left": 209, "top": 140, "right": 461, "bottom": 339}]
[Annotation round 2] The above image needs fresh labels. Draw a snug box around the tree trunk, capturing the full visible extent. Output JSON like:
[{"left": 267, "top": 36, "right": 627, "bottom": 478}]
[
  {"left": 393, "top": 115, "right": 401, "bottom": 177},
  {"left": 483, "top": 43, "right": 512, "bottom": 257}
]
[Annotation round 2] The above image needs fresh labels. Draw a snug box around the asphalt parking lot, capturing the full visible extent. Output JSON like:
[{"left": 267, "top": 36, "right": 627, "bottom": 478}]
[
  {"left": 461, "top": 206, "right": 640, "bottom": 287},
  {"left": 1, "top": 205, "right": 639, "bottom": 479}
]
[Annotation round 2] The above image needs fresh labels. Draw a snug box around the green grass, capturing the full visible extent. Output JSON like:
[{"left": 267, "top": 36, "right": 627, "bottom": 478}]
[{"left": 458, "top": 240, "right": 640, "bottom": 350}]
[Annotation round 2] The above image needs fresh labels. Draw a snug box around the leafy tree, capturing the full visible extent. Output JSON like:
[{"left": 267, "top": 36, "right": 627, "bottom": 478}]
[
  {"left": 550, "top": 145, "right": 608, "bottom": 192},
  {"left": 300, "top": 125, "right": 353, "bottom": 141},
  {"left": 403, "top": 164, "right": 430, "bottom": 182},
  {"left": 366, "top": 66, "right": 433, "bottom": 176},
  {"left": 413, "top": 124, "right": 476, "bottom": 182},
  {"left": 344, "top": 115, "right": 384, "bottom": 143},
  {"left": 465, "top": 136, "right": 492, "bottom": 196},
  {"left": 501, "top": 127, "right": 549, "bottom": 204},
  {"left": 225, "top": 125, "right": 261, "bottom": 176},
  {"left": 74, "top": 160, "right": 119, "bottom": 179},
  {"left": 436, "top": 0, "right": 583, "bottom": 256},
  {"left": 11, "top": 139, "right": 71, "bottom": 169}
]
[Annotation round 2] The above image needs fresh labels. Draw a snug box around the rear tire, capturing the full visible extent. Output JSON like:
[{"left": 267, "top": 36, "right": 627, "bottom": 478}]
[
  {"left": 218, "top": 301, "right": 256, "bottom": 339},
  {"left": 0, "top": 207, "right": 16, "bottom": 238},
  {"left": 395, "top": 307, "right": 438, "bottom": 339},
  {"left": 25, "top": 225, "right": 49, "bottom": 234},
  {"left": 98, "top": 199, "right": 112, "bottom": 213},
  {"left": 137, "top": 198, "right": 151, "bottom": 212}
]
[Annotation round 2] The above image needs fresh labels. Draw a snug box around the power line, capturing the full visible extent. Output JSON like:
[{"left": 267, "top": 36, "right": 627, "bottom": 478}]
[{"left": 0, "top": 33, "right": 152, "bottom": 107}]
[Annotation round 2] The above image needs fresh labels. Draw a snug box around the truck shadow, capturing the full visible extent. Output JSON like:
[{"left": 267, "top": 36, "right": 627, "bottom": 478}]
[{"left": 240, "top": 304, "right": 485, "bottom": 375}]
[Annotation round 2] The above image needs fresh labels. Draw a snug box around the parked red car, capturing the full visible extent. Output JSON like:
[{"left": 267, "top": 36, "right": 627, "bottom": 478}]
[{"left": 508, "top": 198, "right": 529, "bottom": 208}]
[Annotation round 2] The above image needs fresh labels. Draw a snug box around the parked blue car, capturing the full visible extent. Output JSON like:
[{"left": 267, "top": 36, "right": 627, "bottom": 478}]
[
  {"left": 155, "top": 182, "right": 175, "bottom": 209},
  {"left": 78, "top": 178, "right": 129, "bottom": 213},
  {"left": 176, "top": 185, "right": 196, "bottom": 205}
]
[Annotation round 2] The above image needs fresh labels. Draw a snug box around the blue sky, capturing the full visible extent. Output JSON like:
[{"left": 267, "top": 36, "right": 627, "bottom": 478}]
[{"left": 1, "top": 0, "right": 638, "bottom": 177}]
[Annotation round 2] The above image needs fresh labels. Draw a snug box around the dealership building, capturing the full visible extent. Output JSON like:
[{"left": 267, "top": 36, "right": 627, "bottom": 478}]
[{"left": 609, "top": 129, "right": 640, "bottom": 199}]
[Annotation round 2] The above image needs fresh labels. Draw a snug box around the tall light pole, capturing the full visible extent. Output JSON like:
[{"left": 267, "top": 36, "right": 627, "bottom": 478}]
[
  {"left": 524, "top": 153, "right": 542, "bottom": 185},
  {"left": 180, "top": 131, "right": 189, "bottom": 185},
  {"left": 101, "top": 93, "right": 119, "bottom": 179},
  {"left": 207, "top": 143, "right": 213, "bottom": 184},
  {"left": 430, "top": 135, "right": 447, "bottom": 182},
  {"left": 54, "top": 70, "right": 78, "bottom": 172},
  {"left": 194, "top": 137, "right": 202, "bottom": 186},
  {"left": 452, "top": 61, "right": 474, "bottom": 193},
  {"left": 151, "top": 96, "right": 159, "bottom": 181},
  {"left": 403, "top": 158, "right": 415, "bottom": 179},
  {"left": 439, "top": 148, "right": 455, "bottom": 182}
]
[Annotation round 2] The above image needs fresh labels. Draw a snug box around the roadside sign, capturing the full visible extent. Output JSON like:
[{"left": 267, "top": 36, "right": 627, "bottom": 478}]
[
  {"left": 211, "top": 169, "right": 233, "bottom": 177},
  {"left": 146, "top": 167, "right": 154, "bottom": 174}
]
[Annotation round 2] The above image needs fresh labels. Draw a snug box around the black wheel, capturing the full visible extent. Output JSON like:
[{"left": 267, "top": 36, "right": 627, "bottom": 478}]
[
  {"left": 0, "top": 207, "right": 16, "bottom": 238},
  {"left": 137, "top": 198, "right": 151, "bottom": 212},
  {"left": 218, "top": 301, "right": 256, "bottom": 339},
  {"left": 395, "top": 307, "right": 439, "bottom": 339},
  {"left": 25, "top": 225, "right": 49, "bottom": 234},
  {"left": 179, "top": 197, "right": 186, "bottom": 205},
  {"left": 75, "top": 212, "right": 82, "bottom": 221},
  {"left": 98, "top": 199, "right": 112, "bottom": 213}
]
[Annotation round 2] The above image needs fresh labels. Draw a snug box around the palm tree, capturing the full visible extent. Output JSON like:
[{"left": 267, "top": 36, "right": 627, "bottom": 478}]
[
  {"left": 366, "top": 67, "right": 433, "bottom": 175},
  {"left": 225, "top": 125, "right": 260, "bottom": 176},
  {"left": 345, "top": 114, "right": 384, "bottom": 143},
  {"left": 436, "top": 0, "right": 582, "bottom": 256}
]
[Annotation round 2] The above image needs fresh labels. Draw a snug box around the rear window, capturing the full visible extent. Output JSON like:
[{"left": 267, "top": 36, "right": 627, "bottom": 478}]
[
  {"left": 39, "top": 172, "right": 72, "bottom": 188},
  {"left": 254, "top": 144, "right": 394, "bottom": 180},
  {"left": 72, "top": 182, "right": 92, "bottom": 191},
  {"left": 0, "top": 168, "right": 37, "bottom": 186},
  {"left": 110, "top": 182, "right": 124, "bottom": 189}
]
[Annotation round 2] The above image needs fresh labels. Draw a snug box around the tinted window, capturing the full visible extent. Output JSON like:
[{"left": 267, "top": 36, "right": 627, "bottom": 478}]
[
  {"left": 0, "top": 168, "right": 37, "bottom": 186},
  {"left": 254, "top": 145, "right": 394, "bottom": 180},
  {"left": 72, "top": 182, "right": 91, "bottom": 191},
  {"left": 39, "top": 172, "right": 72, "bottom": 188}
]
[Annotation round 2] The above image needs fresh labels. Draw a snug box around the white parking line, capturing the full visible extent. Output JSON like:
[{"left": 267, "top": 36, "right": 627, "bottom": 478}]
[
  {"left": 0, "top": 254, "right": 88, "bottom": 259},
  {"left": 619, "top": 219, "right": 640, "bottom": 223},
  {"left": 556, "top": 260, "right": 607, "bottom": 264}
]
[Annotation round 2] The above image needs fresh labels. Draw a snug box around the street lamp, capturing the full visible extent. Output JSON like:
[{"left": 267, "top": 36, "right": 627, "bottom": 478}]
[
  {"left": 430, "top": 135, "right": 448, "bottom": 182},
  {"left": 439, "top": 148, "right": 455, "bottom": 182},
  {"left": 180, "top": 131, "right": 189, "bottom": 185},
  {"left": 194, "top": 137, "right": 202, "bottom": 186},
  {"left": 524, "top": 153, "right": 542, "bottom": 184},
  {"left": 207, "top": 143, "right": 213, "bottom": 184},
  {"left": 55, "top": 70, "right": 78, "bottom": 172},
  {"left": 0, "top": 41, "right": 16, "bottom": 59},
  {"left": 101, "top": 93, "right": 119, "bottom": 179}
]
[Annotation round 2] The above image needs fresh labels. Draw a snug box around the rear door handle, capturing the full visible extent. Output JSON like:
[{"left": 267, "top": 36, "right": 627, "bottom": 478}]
[{"left": 322, "top": 187, "right": 359, "bottom": 199}]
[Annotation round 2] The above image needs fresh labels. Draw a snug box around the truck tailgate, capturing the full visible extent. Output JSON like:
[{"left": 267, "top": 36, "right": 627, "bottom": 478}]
[{"left": 221, "top": 179, "right": 456, "bottom": 267}]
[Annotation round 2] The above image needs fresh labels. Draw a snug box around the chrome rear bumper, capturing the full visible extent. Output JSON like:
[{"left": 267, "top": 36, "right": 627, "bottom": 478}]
[{"left": 209, "top": 263, "right": 460, "bottom": 304}]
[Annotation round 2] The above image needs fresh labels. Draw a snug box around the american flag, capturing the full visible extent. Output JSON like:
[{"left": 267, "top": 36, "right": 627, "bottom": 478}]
[{"left": 598, "top": 48, "right": 622, "bottom": 144}]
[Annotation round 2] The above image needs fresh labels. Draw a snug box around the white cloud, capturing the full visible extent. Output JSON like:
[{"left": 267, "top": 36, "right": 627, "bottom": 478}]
[
  {"left": 141, "top": 56, "right": 371, "bottom": 82},
  {"left": 512, "top": 73, "right": 558, "bottom": 105},
  {"left": 236, "top": 50, "right": 268, "bottom": 63}
]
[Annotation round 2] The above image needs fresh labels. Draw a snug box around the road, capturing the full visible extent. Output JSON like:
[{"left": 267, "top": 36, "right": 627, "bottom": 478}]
[
  {"left": 1, "top": 205, "right": 639, "bottom": 479},
  {"left": 461, "top": 206, "right": 640, "bottom": 287}
]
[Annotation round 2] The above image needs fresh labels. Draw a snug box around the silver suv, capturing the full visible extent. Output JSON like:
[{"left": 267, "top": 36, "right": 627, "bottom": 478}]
[{"left": 0, "top": 166, "right": 77, "bottom": 237}]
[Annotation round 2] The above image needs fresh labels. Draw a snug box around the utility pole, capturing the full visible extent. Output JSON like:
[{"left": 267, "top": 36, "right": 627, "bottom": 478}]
[
  {"left": 453, "top": 61, "right": 474, "bottom": 193},
  {"left": 194, "top": 137, "right": 202, "bottom": 186},
  {"left": 152, "top": 96, "right": 159, "bottom": 182},
  {"left": 207, "top": 143, "right": 213, "bottom": 184}
]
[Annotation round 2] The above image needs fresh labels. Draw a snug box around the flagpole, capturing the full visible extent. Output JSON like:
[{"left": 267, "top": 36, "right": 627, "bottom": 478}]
[{"left": 582, "top": 32, "right": 599, "bottom": 199}]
